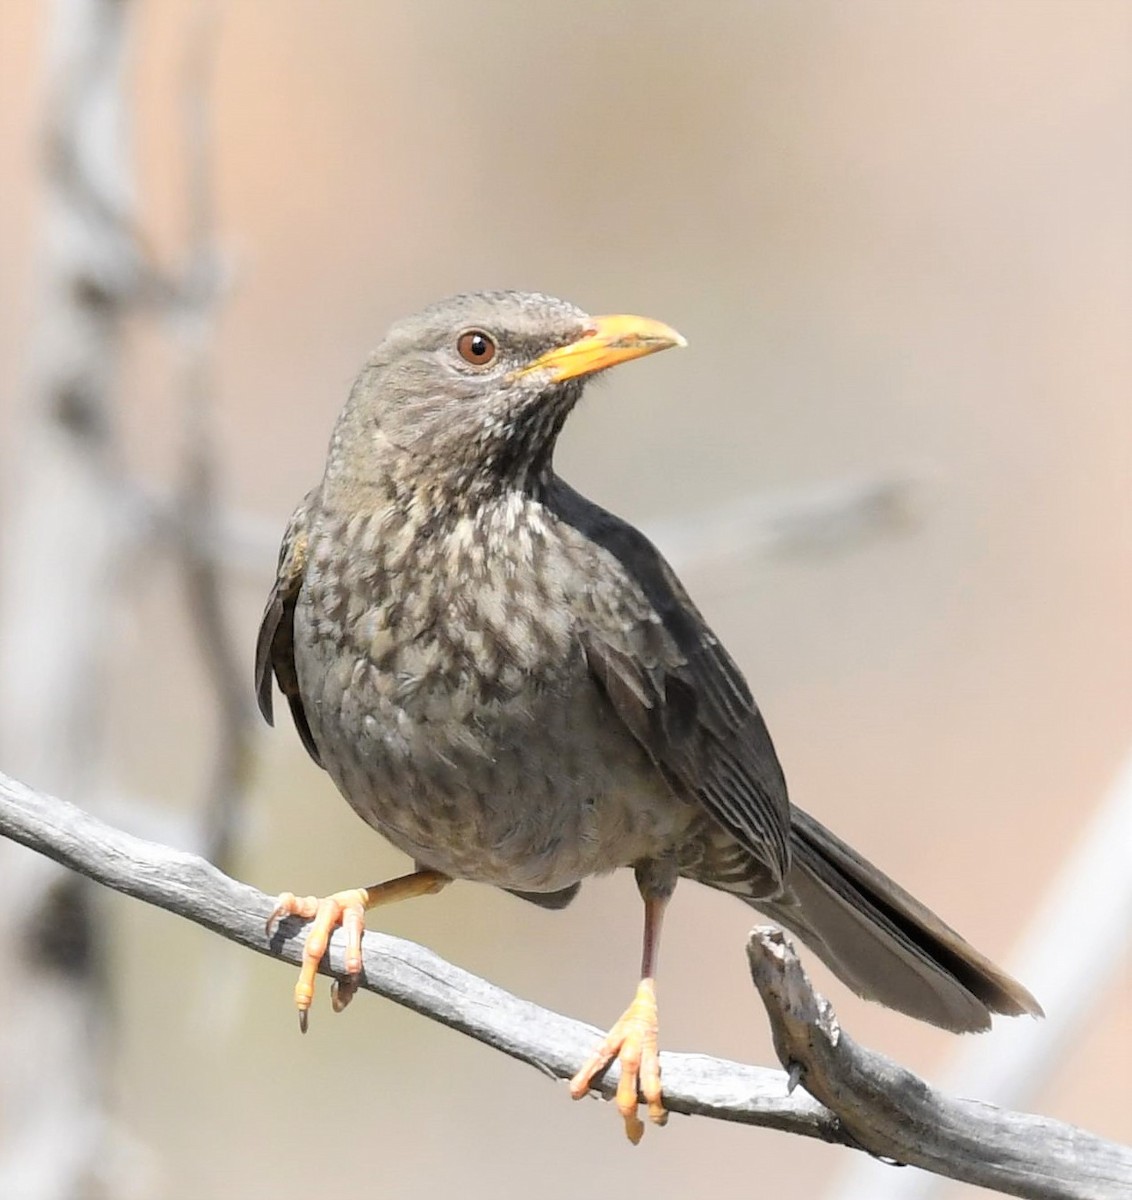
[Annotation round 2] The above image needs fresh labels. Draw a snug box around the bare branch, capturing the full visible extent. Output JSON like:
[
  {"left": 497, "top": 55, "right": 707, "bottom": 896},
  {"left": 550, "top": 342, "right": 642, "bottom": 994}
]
[
  {"left": 0, "top": 770, "right": 837, "bottom": 1142},
  {"left": 167, "top": 1, "right": 256, "bottom": 871},
  {"left": 1, "top": 770, "right": 1127, "bottom": 1199},
  {"left": 0, "top": 2, "right": 138, "bottom": 1194},
  {"left": 126, "top": 470, "right": 921, "bottom": 597},
  {"left": 829, "top": 754, "right": 1132, "bottom": 1200},
  {"left": 746, "top": 929, "right": 1131, "bottom": 1200},
  {"left": 647, "top": 474, "right": 919, "bottom": 571}
]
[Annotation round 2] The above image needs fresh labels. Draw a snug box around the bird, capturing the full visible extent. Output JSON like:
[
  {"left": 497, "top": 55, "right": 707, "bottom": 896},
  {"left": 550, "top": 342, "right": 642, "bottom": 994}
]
[{"left": 256, "top": 290, "right": 1041, "bottom": 1143}]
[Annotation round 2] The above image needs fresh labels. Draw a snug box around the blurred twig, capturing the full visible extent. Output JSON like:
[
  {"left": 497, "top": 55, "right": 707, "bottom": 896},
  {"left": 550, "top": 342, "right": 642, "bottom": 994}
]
[
  {"left": 127, "top": 471, "right": 921, "bottom": 595},
  {"left": 0, "top": 2, "right": 138, "bottom": 1195},
  {"left": 1, "top": 772, "right": 1127, "bottom": 1200},
  {"left": 647, "top": 474, "right": 919, "bottom": 571},
  {"left": 0, "top": 2, "right": 246, "bottom": 1194},
  {"left": 168, "top": 0, "right": 255, "bottom": 871}
]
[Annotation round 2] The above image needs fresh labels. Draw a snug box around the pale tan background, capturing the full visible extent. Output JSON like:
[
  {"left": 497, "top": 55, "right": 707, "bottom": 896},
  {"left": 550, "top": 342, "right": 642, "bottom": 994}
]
[{"left": 1, "top": 2, "right": 1129, "bottom": 1198}]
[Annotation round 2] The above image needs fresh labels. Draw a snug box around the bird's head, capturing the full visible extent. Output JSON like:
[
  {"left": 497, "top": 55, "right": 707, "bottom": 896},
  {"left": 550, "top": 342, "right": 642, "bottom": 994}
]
[{"left": 324, "top": 290, "right": 685, "bottom": 509}]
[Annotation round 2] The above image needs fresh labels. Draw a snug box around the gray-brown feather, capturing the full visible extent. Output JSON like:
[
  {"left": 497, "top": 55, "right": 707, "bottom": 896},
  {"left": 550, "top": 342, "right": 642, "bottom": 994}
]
[
  {"left": 255, "top": 493, "right": 321, "bottom": 766},
  {"left": 285, "top": 482, "right": 703, "bottom": 893}
]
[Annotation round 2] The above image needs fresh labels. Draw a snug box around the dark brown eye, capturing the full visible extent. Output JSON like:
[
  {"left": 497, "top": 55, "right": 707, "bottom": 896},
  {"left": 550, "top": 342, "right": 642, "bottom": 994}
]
[{"left": 457, "top": 329, "right": 497, "bottom": 367}]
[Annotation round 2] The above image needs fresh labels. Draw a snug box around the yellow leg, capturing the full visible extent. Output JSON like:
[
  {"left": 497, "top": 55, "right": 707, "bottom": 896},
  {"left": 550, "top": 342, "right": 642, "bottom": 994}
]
[
  {"left": 569, "top": 977, "right": 664, "bottom": 1144},
  {"left": 570, "top": 887, "right": 669, "bottom": 1143},
  {"left": 265, "top": 869, "right": 449, "bottom": 1031}
]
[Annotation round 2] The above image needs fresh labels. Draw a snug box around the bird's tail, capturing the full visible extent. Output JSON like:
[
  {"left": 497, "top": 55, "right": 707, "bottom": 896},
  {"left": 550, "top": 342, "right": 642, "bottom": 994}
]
[{"left": 738, "top": 808, "right": 1042, "bottom": 1033}]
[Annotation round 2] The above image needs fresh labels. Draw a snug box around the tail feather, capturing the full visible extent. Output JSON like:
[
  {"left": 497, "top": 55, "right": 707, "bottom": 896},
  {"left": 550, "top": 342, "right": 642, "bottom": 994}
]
[{"left": 730, "top": 809, "right": 1042, "bottom": 1033}]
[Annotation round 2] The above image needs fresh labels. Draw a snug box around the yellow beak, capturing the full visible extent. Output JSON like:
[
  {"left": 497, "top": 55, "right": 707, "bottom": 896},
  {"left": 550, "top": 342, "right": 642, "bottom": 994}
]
[{"left": 513, "top": 313, "right": 686, "bottom": 383}]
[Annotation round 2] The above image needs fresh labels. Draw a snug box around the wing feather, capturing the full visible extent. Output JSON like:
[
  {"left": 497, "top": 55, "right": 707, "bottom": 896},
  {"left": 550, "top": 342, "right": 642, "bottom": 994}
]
[
  {"left": 255, "top": 493, "right": 322, "bottom": 767},
  {"left": 551, "top": 480, "right": 792, "bottom": 889}
]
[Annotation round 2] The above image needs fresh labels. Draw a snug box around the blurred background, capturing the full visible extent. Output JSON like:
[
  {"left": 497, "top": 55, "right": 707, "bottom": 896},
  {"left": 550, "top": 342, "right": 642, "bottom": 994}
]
[{"left": 0, "top": 2, "right": 1129, "bottom": 1198}]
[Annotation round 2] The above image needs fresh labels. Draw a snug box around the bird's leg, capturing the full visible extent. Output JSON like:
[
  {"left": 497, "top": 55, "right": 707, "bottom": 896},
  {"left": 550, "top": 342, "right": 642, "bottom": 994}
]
[
  {"left": 569, "top": 863, "right": 673, "bottom": 1144},
  {"left": 265, "top": 869, "right": 450, "bottom": 1030}
]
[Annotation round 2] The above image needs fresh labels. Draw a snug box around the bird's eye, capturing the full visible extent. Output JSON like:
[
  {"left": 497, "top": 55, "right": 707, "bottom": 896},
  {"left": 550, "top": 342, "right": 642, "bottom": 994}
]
[{"left": 457, "top": 330, "right": 497, "bottom": 367}]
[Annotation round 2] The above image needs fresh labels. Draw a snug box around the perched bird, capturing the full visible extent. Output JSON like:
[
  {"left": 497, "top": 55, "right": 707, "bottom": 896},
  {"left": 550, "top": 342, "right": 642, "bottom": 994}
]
[{"left": 257, "top": 290, "right": 1041, "bottom": 1142}]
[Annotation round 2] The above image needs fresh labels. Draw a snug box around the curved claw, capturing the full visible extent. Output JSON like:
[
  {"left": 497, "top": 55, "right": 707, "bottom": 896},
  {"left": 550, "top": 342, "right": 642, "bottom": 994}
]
[
  {"left": 569, "top": 978, "right": 665, "bottom": 1143},
  {"left": 331, "top": 975, "right": 361, "bottom": 1013},
  {"left": 266, "top": 871, "right": 451, "bottom": 1031},
  {"left": 267, "top": 888, "right": 371, "bottom": 1029}
]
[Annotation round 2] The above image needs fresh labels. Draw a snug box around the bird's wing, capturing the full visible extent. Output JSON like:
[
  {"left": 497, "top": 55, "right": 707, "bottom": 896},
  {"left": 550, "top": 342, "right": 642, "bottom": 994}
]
[
  {"left": 255, "top": 491, "right": 322, "bottom": 767},
  {"left": 549, "top": 481, "right": 792, "bottom": 890}
]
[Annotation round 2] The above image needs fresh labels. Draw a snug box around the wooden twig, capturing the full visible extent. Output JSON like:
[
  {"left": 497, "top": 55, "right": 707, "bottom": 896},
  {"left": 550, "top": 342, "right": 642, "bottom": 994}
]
[
  {"left": 168, "top": 0, "right": 255, "bottom": 872},
  {"left": 0, "top": 2, "right": 137, "bottom": 1195},
  {"left": 1, "top": 770, "right": 1127, "bottom": 1199},
  {"left": 124, "top": 470, "right": 921, "bottom": 598},
  {"left": 828, "top": 753, "right": 1132, "bottom": 1200},
  {"left": 746, "top": 929, "right": 1131, "bottom": 1200}
]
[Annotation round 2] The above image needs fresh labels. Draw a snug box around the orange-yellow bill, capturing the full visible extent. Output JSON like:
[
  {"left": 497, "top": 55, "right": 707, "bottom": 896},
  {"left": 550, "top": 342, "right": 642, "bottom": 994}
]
[{"left": 514, "top": 313, "right": 686, "bottom": 383}]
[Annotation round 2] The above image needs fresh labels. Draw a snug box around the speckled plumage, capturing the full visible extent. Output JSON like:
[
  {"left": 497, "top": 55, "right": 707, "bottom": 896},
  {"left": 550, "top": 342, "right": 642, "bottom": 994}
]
[
  {"left": 257, "top": 291, "right": 1040, "bottom": 1034},
  {"left": 292, "top": 485, "right": 704, "bottom": 893}
]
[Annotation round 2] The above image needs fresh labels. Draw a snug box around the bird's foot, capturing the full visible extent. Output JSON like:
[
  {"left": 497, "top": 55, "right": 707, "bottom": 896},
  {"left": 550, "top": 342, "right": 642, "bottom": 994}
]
[
  {"left": 265, "top": 870, "right": 449, "bottom": 1031},
  {"left": 266, "top": 887, "right": 372, "bottom": 1030},
  {"left": 569, "top": 977, "right": 665, "bottom": 1144}
]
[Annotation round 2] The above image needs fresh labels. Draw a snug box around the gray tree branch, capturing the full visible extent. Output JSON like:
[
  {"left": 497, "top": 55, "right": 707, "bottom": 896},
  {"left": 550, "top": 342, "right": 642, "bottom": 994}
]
[
  {"left": 746, "top": 931, "right": 1130, "bottom": 1200},
  {"left": 0, "top": 2, "right": 137, "bottom": 1194},
  {"left": 1, "top": 770, "right": 1127, "bottom": 1200},
  {"left": 167, "top": 0, "right": 256, "bottom": 873}
]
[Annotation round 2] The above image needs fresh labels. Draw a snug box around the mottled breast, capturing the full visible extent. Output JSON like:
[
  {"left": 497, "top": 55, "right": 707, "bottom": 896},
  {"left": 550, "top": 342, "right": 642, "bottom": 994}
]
[{"left": 292, "top": 492, "right": 694, "bottom": 891}]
